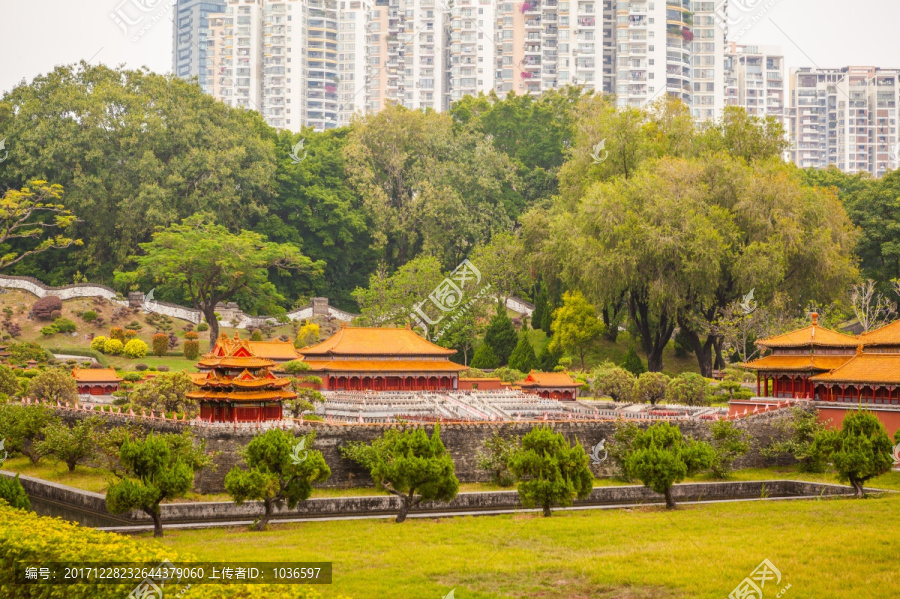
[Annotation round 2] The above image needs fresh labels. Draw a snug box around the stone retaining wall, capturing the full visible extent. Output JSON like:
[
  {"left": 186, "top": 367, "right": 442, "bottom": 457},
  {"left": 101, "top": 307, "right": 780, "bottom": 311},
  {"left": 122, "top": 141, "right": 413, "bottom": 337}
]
[
  {"left": 53, "top": 407, "right": 800, "bottom": 494},
  {"left": 1, "top": 472, "right": 859, "bottom": 527}
]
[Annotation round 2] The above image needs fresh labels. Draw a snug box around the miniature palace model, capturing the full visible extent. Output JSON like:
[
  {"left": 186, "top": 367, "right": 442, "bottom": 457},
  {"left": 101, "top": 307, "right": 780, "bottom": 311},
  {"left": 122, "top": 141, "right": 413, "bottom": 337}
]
[
  {"left": 189, "top": 333, "right": 295, "bottom": 422},
  {"left": 300, "top": 325, "right": 468, "bottom": 391}
]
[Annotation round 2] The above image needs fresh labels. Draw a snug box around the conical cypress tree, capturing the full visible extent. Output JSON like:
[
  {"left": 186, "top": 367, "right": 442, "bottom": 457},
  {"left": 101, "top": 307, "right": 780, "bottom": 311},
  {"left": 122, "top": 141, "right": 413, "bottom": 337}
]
[
  {"left": 538, "top": 344, "right": 563, "bottom": 371},
  {"left": 470, "top": 343, "right": 499, "bottom": 369},
  {"left": 484, "top": 302, "right": 518, "bottom": 365},
  {"left": 620, "top": 345, "right": 647, "bottom": 376},
  {"left": 540, "top": 300, "right": 554, "bottom": 336},
  {"left": 508, "top": 332, "right": 537, "bottom": 373},
  {"left": 532, "top": 288, "right": 547, "bottom": 332}
]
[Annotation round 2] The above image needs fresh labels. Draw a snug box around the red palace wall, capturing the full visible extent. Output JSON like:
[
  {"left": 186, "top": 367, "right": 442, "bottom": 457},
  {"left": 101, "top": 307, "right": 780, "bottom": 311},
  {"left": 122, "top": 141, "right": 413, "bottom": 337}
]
[
  {"left": 817, "top": 406, "right": 900, "bottom": 437},
  {"left": 200, "top": 403, "right": 283, "bottom": 423}
]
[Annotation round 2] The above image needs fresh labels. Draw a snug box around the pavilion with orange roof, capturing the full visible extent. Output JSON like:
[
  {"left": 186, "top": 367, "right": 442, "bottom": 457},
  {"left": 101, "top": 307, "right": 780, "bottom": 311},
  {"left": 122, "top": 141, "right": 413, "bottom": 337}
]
[
  {"left": 300, "top": 324, "right": 468, "bottom": 391},
  {"left": 741, "top": 312, "right": 858, "bottom": 398},
  {"left": 515, "top": 371, "right": 581, "bottom": 401},
  {"left": 189, "top": 333, "right": 296, "bottom": 422}
]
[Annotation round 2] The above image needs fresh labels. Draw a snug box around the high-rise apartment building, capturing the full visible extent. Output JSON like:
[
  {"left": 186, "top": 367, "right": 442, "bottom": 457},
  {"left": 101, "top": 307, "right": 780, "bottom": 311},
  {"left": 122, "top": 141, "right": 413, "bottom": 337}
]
[
  {"left": 724, "top": 43, "right": 785, "bottom": 126},
  {"left": 788, "top": 66, "right": 900, "bottom": 177},
  {"left": 173, "top": 0, "right": 228, "bottom": 94}
]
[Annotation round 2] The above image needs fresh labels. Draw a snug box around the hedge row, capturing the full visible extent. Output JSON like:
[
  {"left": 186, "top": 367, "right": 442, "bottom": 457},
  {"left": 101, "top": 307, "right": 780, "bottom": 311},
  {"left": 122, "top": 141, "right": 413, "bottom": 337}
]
[
  {"left": 0, "top": 502, "right": 343, "bottom": 599},
  {"left": 46, "top": 347, "right": 109, "bottom": 367}
]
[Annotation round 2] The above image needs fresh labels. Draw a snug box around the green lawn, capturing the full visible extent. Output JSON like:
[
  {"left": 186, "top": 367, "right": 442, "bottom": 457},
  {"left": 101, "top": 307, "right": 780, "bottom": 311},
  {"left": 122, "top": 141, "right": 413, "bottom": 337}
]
[{"left": 153, "top": 491, "right": 900, "bottom": 598}]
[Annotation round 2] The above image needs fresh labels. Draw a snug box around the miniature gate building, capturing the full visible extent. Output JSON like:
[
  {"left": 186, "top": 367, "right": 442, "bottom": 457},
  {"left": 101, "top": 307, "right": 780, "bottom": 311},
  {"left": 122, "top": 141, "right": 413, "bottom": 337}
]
[{"left": 189, "top": 333, "right": 295, "bottom": 422}]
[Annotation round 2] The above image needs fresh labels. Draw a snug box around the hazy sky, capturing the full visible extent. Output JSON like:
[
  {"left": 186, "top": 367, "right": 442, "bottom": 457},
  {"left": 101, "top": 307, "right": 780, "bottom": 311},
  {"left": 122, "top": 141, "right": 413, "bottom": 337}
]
[{"left": 0, "top": 0, "right": 898, "bottom": 94}]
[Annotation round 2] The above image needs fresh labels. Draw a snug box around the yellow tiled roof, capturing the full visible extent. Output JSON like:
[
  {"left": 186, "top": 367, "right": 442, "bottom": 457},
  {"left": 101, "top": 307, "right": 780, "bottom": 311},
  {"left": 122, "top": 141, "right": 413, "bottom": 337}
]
[
  {"left": 757, "top": 325, "right": 858, "bottom": 349},
  {"left": 303, "top": 359, "right": 467, "bottom": 373},
  {"left": 516, "top": 371, "right": 581, "bottom": 388},
  {"left": 858, "top": 319, "right": 900, "bottom": 346},
  {"left": 247, "top": 340, "right": 300, "bottom": 360},
  {"left": 741, "top": 354, "right": 854, "bottom": 372},
  {"left": 301, "top": 326, "right": 456, "bottom": 357},
  {"left": 72, "top": 368, "right": 123, "bottom": 383},
  {"left": 810, "top": 352, "right": 900, "bottom": 384}
]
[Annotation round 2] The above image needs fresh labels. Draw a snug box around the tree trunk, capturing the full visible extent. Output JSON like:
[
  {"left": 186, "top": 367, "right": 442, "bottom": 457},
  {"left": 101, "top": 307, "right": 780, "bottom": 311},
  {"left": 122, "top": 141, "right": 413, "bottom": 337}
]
[
  {"left": 629, "top": 294, "right": 675, "bottom": 373},
  {"left": 663, "top": 487, "right": 676, "bottom": 510},
  {"left": 601, "top": 306, "right": 619, "bottom": 343},
  {"left": 713, "top": 337, "right": 726, "bottom": 370},
  {"left": 396, "top": 499, "right": 410, "bottom": 523},
  {"left": 147, "top": 509, "right": 164, "bottom": 538},
  {"left": 202, "top": 305, "right": 220, "bottom": 346},
  {"left": 542, "top": 502, "right": 552, "bottom": 517},
  {"left": 67, "top": 459, "right": 77, "bottom": 473},
  {"left": 851, "top": 478, "right": 865, "bottom": 498},
  {"left": 678, "top": 320, "right": 715, "bottom": 378},
  {"left": 255, "top": 499, "right": 273, "bottom": 531}
]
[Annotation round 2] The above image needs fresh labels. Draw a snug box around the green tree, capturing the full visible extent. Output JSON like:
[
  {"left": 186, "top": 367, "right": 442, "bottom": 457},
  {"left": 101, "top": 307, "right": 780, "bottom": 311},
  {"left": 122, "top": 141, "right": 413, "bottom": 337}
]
[
  {"left": 225, "top": 429, "right": 331, "bottom": 531},
  {"left": 0, "top": 62, "right": 278, "bottom": 284},
  {"left": 624, "top": 422, "right": 715, "bottom": 509},
  {"left": 475, "top": 432, "right": 519, "bottom": 486},
  {"left": 0, "top": 473, "right": 30, "bottom": 510},
  {"left": 608, "top": 420, "right": 641, "bottom": 481},
  {"left": 29, "top": 368, "right": 78, "bottom": 405},
  {"left": 469, "top": 231, "right": 530, "bottom": 304},
  {"left": 665, "top": 373, "right": 710, "bottom": 406},
  {"left": 762, "top": 407, "right": 830, "bottom": 472},
  {"left": 537, "top": 343, "right": 562, "bottom": 372},
  {"left": 151, "top": 333, "right": 168, "bottom": 357},
  {"left": 507, "top": 426, "right": 593, "bottom": 517},
  {"left": 508, "top": 332, "right": 537, "bottom": 373},
  {"left": 633, "top": 371, "right": 669, "bottom": 405},
  {"left": 0, "top": 180, "right": 81, "bottom": 270},
  {"left": 295, "top": 322, "right": 321, "bottom": 348},
  {"left": 469, "top": 343, "right": 500, "bottom": 369},
  {"left": 0, "top": 365, "right": 20, "bottom": 398},
  {"left": 341, "top": 425, "right": 459, "bottom": 523},
  {"left": 532, "top": 287, "right": 548, "bottom": 332},
  {"left": 0, "top": 404, "right": 59, "bottom": 465},
  {"left": 352, "top": 256, "right": 444, "bottom": 326},
  {"left": 816, "top": 410, "right": 894, "bottom": 498},
  {"left": 484, "top": 302, "right": 518, "bottom": 365},
  {"left": 591, "top": 362, "right": 635, "bottom": 402},
  {"left": 130, "top": 372, "right": 197, "bottom": 416},
  {"left": 115, "top": 214, "right": 324, "bottom": 342},
  {"left": 709, "top": 420, "right": 751, "bottom": 479},
  {"left": 492, "top": 367, "right": 527, "bottom": 384},
  {"left": 548, "top": 291, "right": 604, "bottom": 370},
  {"left": 36, "top": 416, "right": 102, "bottom": 472},
  {"left": 620, "top": 345, "right": 646, "bottom": 376},
  {"left": 106, "top": 432, "right": 214, "bottom": 537},
  {"left": 540, "top": 300, "right": 554, "bottom": 334}
]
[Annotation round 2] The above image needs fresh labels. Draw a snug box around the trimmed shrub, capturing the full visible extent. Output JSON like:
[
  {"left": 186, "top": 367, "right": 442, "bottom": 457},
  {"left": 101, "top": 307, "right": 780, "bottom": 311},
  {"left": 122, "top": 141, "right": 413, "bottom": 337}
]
[
  {"left": 184, "top": 331, "right": 199, "bottom": 340},
  {"left": 109, "top": 327, "right": 125, "bottom": 342},
  {"left": 90, "top": 336, "right": 108, "bottom": 352},
  {"left": 122, "top": 372, "right": 143, "bottom": 382},
  {"left": 40, "top": 325, "right": 59, "bottom": 336},
  {"left": 134, "top": 363, "right": 148, "bottom": 371},
  {"left": 591, "top": 362, "right": 636, "bottom": 402},
  {"left": 157, "top": 365, "right": 170, "bottom": 372},
  {"left": 151, "top": 333, "right": 168, "bottom": 357},
  {"left": 53, "top": 318, "right": 77, "bottom": 334},
  {"left": 0, "top": 474, "right": 31, "bottom": 510},
  {"left": 80, "top": 310, "right": 98, "bottom": 323},
  {"left": 666, "top": 373, "right": 710, "bottom": 406},
  {"left": 124, "top": 329, "right": 137, "bottom": 339},
  {"left": 103, "top": 338, "right": 124, "bottom": 356},
  {"left": 123, "top": 339, "right": 149, "bottom": 359},
  {"left": 183, "top": 339, "right": 200, "bottom": 360},
  {"left": 197, "top": 322, "right": 209, "bottom": 332}
]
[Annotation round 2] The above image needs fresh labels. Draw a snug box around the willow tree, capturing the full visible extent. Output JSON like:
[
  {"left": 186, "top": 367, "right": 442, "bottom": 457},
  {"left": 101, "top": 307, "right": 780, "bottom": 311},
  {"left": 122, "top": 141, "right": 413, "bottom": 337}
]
[{"left": 115, "top": 214, "right": 324, "bottom": 342}]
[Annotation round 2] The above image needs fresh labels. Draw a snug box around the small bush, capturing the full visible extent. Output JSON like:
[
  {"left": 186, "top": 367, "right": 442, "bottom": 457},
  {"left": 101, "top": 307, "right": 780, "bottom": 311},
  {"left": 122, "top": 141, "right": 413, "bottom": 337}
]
[
  {"left": 122, "top": 372, "right": 143, "bottom": 382},
  {"left": 157, "top": 365, "right": 170, "bottom": 372},
  {"left": 197, "top": 322, "right": 209, "bottom": 332},
  {"left": 53, "top": 318, "right": 77, "bottom": 333},
  {"left": 90, "top": 336, "right": 108, "bottom": 352},
  {"left": 123, "top": 339, "right": 149, "bottom": 359},
  {"left": 183, "top": 340, "right": 200, "bottom": 360},
  {"left": 152, "top": 333, "right": 168, "bottom": 357},
  {"left": 103, "top": 338, "right": 125, "bottom": 356},
  {"left": 184, "top": 331, "right": 199, "bottom": 340},
  {"left": 81, "top": 310, "right": 98, "bottom": 323},
  {"left": 109, "top": 327, "right": 125, "bottom": 342},
  {"left": 134, "top": 363, "right": 148, "bottom": 371},
  {"left": 40, "top": 325, "right": 59, "bottom": 336},
  {"left": 0, "top": 474, "right": 31, "bottom": 510},
  {"left": 124, "top": 329, "right": 137, "bottom": 339},
  {"left": 50, "top": 309, "right": 62, "bottom": 320}
]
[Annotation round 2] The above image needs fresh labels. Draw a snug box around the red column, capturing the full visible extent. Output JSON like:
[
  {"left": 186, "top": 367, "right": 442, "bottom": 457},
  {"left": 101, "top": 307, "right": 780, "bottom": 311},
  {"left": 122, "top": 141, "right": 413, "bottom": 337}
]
[
  {"left": 757, "top": 373, "right": 761, "bottom": 396},
  {"left": 791, "top": 376, "right": 795, "bottom": 398}
]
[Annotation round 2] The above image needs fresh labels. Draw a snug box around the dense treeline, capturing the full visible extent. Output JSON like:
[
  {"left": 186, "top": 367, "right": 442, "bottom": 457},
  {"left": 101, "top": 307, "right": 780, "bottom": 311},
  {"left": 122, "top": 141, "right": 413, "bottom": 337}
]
[{"left": 2, "top": 62, "right": 898, "bottom": 374}]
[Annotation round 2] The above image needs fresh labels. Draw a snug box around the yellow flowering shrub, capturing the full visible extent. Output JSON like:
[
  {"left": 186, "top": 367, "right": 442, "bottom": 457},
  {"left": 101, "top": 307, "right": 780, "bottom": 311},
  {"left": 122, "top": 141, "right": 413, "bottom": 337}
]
[{"left": 0, "top": 503, "right": 348, "bottom": 599}]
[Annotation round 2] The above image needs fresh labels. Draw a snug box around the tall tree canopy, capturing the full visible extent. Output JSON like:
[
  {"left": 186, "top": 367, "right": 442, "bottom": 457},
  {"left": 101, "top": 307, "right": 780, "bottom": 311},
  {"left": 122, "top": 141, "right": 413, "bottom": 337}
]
[
  {"left": 0, "top": 181, "right": 81, "bottom": 270},
  {"left": 115, "top": 214, "right": 324, "bottom": 341},
  {"left": 0, "top": 62, "right": 278, "bottom": 284}
]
